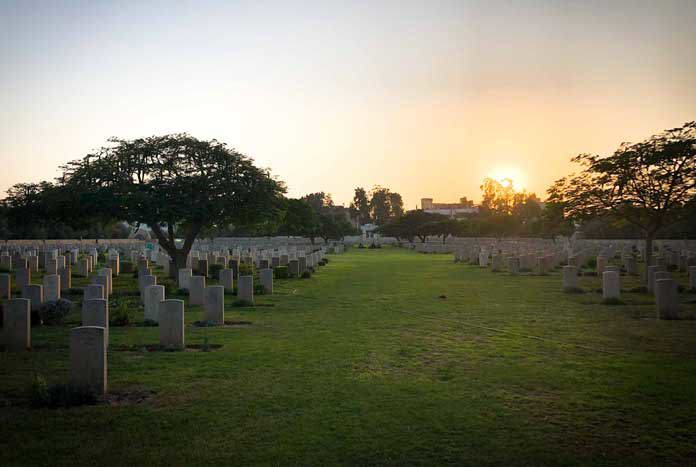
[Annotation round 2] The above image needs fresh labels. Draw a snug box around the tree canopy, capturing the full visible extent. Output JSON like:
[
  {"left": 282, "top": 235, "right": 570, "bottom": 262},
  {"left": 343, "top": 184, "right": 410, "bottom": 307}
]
[
  {"left": 548, "top": 121, "right": 696, "bottom": 264},
  {"left": 61, "top": 134, "right": 286, "bottom": 267}
]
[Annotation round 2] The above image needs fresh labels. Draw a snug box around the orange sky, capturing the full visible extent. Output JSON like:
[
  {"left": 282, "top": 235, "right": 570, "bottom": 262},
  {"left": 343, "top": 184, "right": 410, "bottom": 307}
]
[{"left": 1, "top": 1, "right": 695, "bottom": 209}]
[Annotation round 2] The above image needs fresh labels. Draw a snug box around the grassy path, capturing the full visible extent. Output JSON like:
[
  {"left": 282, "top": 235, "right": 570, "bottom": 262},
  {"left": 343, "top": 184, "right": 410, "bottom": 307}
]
[{"left": 1, "top": 247, "right": 695, "bottom": 466}]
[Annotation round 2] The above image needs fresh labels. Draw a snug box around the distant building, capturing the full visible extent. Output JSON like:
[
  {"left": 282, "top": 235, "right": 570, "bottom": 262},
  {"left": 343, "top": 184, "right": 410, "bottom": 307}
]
[{"left": 421, "top": 197, "right": 479, "bottom": 218}]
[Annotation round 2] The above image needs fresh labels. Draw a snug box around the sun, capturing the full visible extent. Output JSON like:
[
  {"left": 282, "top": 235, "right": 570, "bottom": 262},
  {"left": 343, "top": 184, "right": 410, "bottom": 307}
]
[{"left": 489, "top": 167, "right": 527, "bottom": 190}]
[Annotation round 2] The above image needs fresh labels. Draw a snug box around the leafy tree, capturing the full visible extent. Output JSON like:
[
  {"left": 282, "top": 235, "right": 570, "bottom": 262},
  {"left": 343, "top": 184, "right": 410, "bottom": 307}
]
[
  {"left": 301, "top": 192, "right": 333, "bottom": 212},
  {"left": 388, "top": 192, "right": 404, "bottom": 218},
  {"left": 548, "top": 121, "right": 696, "bottom": 266},
  {"left": 317, "top": 212, "right": 357, "bottom": 242},
  {"left": 350, "top": 187, "right": 370, "bottom": 225},
  {"left": 379, "top": 210, "right": 446, "bottom": 242},
  {"left": 278, "top": 199, "right": 320, "bottom": 242},
  {"left": 61, "top": 134, "right": 285, "bottom": 269},
  {"left": 418, "top": 219, "right": 466, "bottom": 244}
]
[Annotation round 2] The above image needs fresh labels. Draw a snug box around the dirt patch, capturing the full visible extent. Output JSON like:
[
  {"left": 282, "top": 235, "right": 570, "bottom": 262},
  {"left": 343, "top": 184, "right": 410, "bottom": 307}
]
[{"left": 103, "top": 389, "right": 156, "bottom": 406}]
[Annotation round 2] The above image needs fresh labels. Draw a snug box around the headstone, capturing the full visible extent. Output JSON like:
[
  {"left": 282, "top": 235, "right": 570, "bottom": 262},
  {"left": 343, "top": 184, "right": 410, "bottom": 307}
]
[
  {"left": 562, "top": 266, "right": 578, "bottom": 291},
  {"left": 15, "top": 267, "right": 31, "bottom": 291},
  {"left": 23, "top": 284, "right": 43, "bottom": 311},
  {"left": 178, "top": 268, "right": 192, "bottom": 290},
  {"left": 0, "top": 255, "right": 12, "bottom": 271},
  {"left": 27, "top": 255, "right": 39, "bottom": 272},
  {"left": 92, "top": 275, "right": 109, "bottom": 298},
  {"left": 70, "top": 326, "right": 107, "bottom": 395},
  {"left": 259, "top": 268, "right": 273, "bottom": 294},
  {"left": 289, "top": 260, "right": 299, "bottom": 278},
  {"left": 655, "top": 279, "right": 679, "bottom": 320},
  {"left": 602, "top": 271, "right": 620, "bottom": 300},
  {"left": 82, "top": 299, "right": 109, "bottom": 346},
  {"left": 140, "top": 275, "right": 156, "bottom": 304},
  {"left": 2, "top": 298, "right": 30, "bottom": 351},
  {"left": 237, "top": 275, "right": 254, "bottom": 304},
  {"left": 59, "top": 267, "right": 72, "bottom": 292},
  {"left": 219, "top": 268, "right": 234, "bottom": 290},
  {"left": 228, "top": 259, "right": 239, "bottom": 277},
  {"left": 45, "top": 259, "right": 58, "bottom": 275},
  {"left": 189, "top": 276, "right": 206, "bottom": 305},
  {"left": 204, "top": 286, "right": 225, "bottom": 324},
  {"left": 144, "top": 285, "right": 165, "bottom": 323},
  {"left": 596, "top": 256, "right": 607, "bottom": 276},
  {"left": 43, "top": 274, "right": 61, "bottom": 301},
  {"left": 625, "top": 257, "right": 638, "bottom": 276},
  {"left": 159, "top": 299, "right": 185, "bottom": 349},
  {"left": 689, "top": 265, "right": 696, "bottom": 290},
  {"left": 646, "top": 265, "right": 660, "bottom": 294},
  {"left": 298, "top": 256, "right": 307, "bottom": 274}
]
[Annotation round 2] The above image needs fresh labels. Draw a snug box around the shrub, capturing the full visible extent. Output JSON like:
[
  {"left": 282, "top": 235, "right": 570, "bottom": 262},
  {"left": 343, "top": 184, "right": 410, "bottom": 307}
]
[
  {"left": 323, "top": 257, "right": 330, "bottom": 264},
  {"left": 0, "top": 266, "right": 10, "bottom": 273},
  {"left": 232, "top": 299, "right": 254, "bottom": 307},
  {"left": 301, "top": 271, "right": 312, "bottom": 279},
  {"left": 110, "top": 300, "right": 135, "bottom": 326},
  {"left": 563, "top": 287, "right": 585, "bottom": 294},
  {"left": 238, "top": 263, "right": 254, "bottom": 276},
  {"left": 209, "top": 263, "right": 224, "bottom": 278},
  {"left": 274, "top": 266, "right": 289, "bottom": 279},
  {"left": 143, "top": 319, "right": 158, "bottom": 327},
  {"left": 358, "top": 243, "right": 365, "bottom": 249},
  {"left": 254, "top": 283, "right": 266, "bottom": 295},
  {"left": 586, "top": 258, "right": 597, "bottom": 269},
  {"left": 28, "top": 374, "right": 49, "bottom": 408},
  {"left": 38, "top": 299, "right": 73, "bottom": 326}
]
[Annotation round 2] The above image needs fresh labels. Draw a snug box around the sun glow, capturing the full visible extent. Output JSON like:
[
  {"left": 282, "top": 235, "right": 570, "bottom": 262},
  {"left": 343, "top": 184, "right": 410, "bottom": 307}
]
[{"left": 489, "top": 167, "right": 527, "bottom": 191}]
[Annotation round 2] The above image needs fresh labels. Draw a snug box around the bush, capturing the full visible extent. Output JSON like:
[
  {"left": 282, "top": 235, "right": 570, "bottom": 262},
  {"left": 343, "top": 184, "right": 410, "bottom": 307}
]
[
  {"left": 323, "top": 258, "right": 329, "bottom": 264},
  {"left": 120, "top": 261, "right": 134, "bottom": 273},
  {"left": 358, "top": 243, "right": 365, "bottom": 249},
  {"left": 586, "top": 258, "right": 597, "bottom": 269},
  {"left": 274, "top": 266, "right": 289, "bottom": 279},
  {"left": 38, "top": 299, "right": 73, "bottom": 326},
  {"left": 209, "top": 263, "right": 224, "bottom": 278},
  {"left": 563, "top": 287, "right": 585, "bottom": 294},
  {"left": 238, "top": 263, "right": 254, "bottom": 276},
  {"left": 0, "top": 266, "right": 10, "bottom": 273},
  {"left": 143, "top": 319, "right": 158, "bottom": 327},
  {"left": 254, "top": 283, "right": 266, "bottom": 295},
  {"left": 301, "top": 271, "right": 312, "bottom": 279},
  {"left": 110, "top": 300, "right": 135, "bottom": 326},
  {"left": 67, "top": 287, "right": 84, "bottom": 295},
  {"left": 232, "top": 299, "right": 254, "bottom": 307},
  {"left": 29, "top": 379, "right": 98, "bottom": 409}
]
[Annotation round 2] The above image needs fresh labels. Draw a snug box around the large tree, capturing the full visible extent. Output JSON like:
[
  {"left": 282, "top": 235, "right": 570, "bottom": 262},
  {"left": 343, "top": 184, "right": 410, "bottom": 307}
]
[
  {"left": 61, "top": 134, "right": 286, "bottom": 269},
  {"left": 277, "top": 198, "right": 320, "bottom": 243},
  {"left": 350, "top": 187, "right": 370, "bottom": 225},
  {"left": 548, "top": 121, "right": 696, "bottom": 267}
]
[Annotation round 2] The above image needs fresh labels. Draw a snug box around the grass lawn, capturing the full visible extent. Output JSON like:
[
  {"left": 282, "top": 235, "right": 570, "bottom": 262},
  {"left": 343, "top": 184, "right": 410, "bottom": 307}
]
[{"left": 1, "top": 246, "right": 696, "bottom": 466}]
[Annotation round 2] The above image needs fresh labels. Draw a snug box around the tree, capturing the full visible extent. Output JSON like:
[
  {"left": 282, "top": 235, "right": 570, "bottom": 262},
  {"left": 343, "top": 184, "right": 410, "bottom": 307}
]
[
  {"left": 301, "top": 192, "right": 333, "bottom": 212},
  {"left": 418, "top": 219, "right": 466, "bottom": 244},
  {"left": 61, "top": 134, "right": 286, "bottom": 270},
  {"left": 278, "top": 199, "right": 320, "bottom": 243},
  {"left": 317, "top": 212, "right": 358, "bottom": 242},
  {"left": 350, "top": 187, "right": 370, "bottom": 225},
  {"left": 388, "top": 192, "right": 404, "bottom": 218},
  {"left": 548, "top": 121, "right": 696, "bottom": 267},
  {"left": 379, "top": 210, "right": 446, "bottom": 242}
]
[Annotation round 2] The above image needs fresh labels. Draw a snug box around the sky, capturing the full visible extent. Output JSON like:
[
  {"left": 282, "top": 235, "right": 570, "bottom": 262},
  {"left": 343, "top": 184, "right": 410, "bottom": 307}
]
[{"left": 1, "top": 0, "right": 695, "bottom": 209}]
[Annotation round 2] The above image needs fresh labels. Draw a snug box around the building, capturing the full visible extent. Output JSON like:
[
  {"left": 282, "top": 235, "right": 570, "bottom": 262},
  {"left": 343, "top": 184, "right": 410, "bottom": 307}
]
[{"left": 421, "top": 198, "right": 479, "bottom": 218}]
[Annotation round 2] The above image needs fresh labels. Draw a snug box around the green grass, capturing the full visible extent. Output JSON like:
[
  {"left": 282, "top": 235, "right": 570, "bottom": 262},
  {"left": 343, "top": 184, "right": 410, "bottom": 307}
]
[{"left": 2, "top": 247, "right": 696, "bottom": 466}]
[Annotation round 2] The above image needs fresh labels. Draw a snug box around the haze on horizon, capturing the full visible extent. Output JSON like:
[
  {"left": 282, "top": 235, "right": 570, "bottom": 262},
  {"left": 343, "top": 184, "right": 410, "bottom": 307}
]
[{"left": 1, "top": 0, "right": 695, "bottom": 209}]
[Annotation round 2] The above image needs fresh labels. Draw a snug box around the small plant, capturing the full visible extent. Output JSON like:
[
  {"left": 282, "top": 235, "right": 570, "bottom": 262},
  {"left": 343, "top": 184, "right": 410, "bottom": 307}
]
[
  {"left": 274, "top": 266, "right": 289, "bottom": 279},
  {"left": 0, "top": 266, "right": 11, "bottom": 273},
  {"left": 143, "top": 319, "right": 158, "bottom": 327},
  {"left": 358, "top": 243, "right": 365, "bottom": 249},
  {"left": 586, "top": 258, "right": 597, "bottom": 269},
  {"left": 67, "top": 287, "right": 84, "bottom": 295},
  {"left": 120, "top": 261, "right": 134, "bottom": 273},
  {"left": 110, "top": 300, "right": 135, "bottom": 326},
  {"left": 38, "top": 299, "right": 73, "bottom": 326},
  {"left": 563, "top": 287, "right": 585, "bottom": 294},
  {"left": 301, "top": 271, "right": 312, "bottom": 279},
  {"left": 28, "top": 374, "right": 49, "bottom": 408},
  {"left": 238, "top": 263, "right": 254, "bottom": 276},
  {"left": 232, "top": 299, "right": 254, "bottom": 307},
  {"left": 254, "top": 283, "right": 266, "bottom": 295}
]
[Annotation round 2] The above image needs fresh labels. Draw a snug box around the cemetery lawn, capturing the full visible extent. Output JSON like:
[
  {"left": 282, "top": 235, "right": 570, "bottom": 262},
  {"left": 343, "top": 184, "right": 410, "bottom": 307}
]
[{"left": 2, "top": 247, "right": 696, "bottom": 466}]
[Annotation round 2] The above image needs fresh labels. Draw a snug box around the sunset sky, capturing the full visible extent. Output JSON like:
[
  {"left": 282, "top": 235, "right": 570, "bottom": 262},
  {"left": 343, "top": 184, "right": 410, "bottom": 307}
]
[{"left": 2, "top": 0, "right": 695, "bottom": 209}]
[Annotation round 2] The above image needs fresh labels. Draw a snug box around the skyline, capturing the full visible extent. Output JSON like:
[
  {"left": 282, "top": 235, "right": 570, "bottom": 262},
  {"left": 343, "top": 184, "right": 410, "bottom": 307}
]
[{"left": 2, "top": 0, "right": 695, "bottom": 209}]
